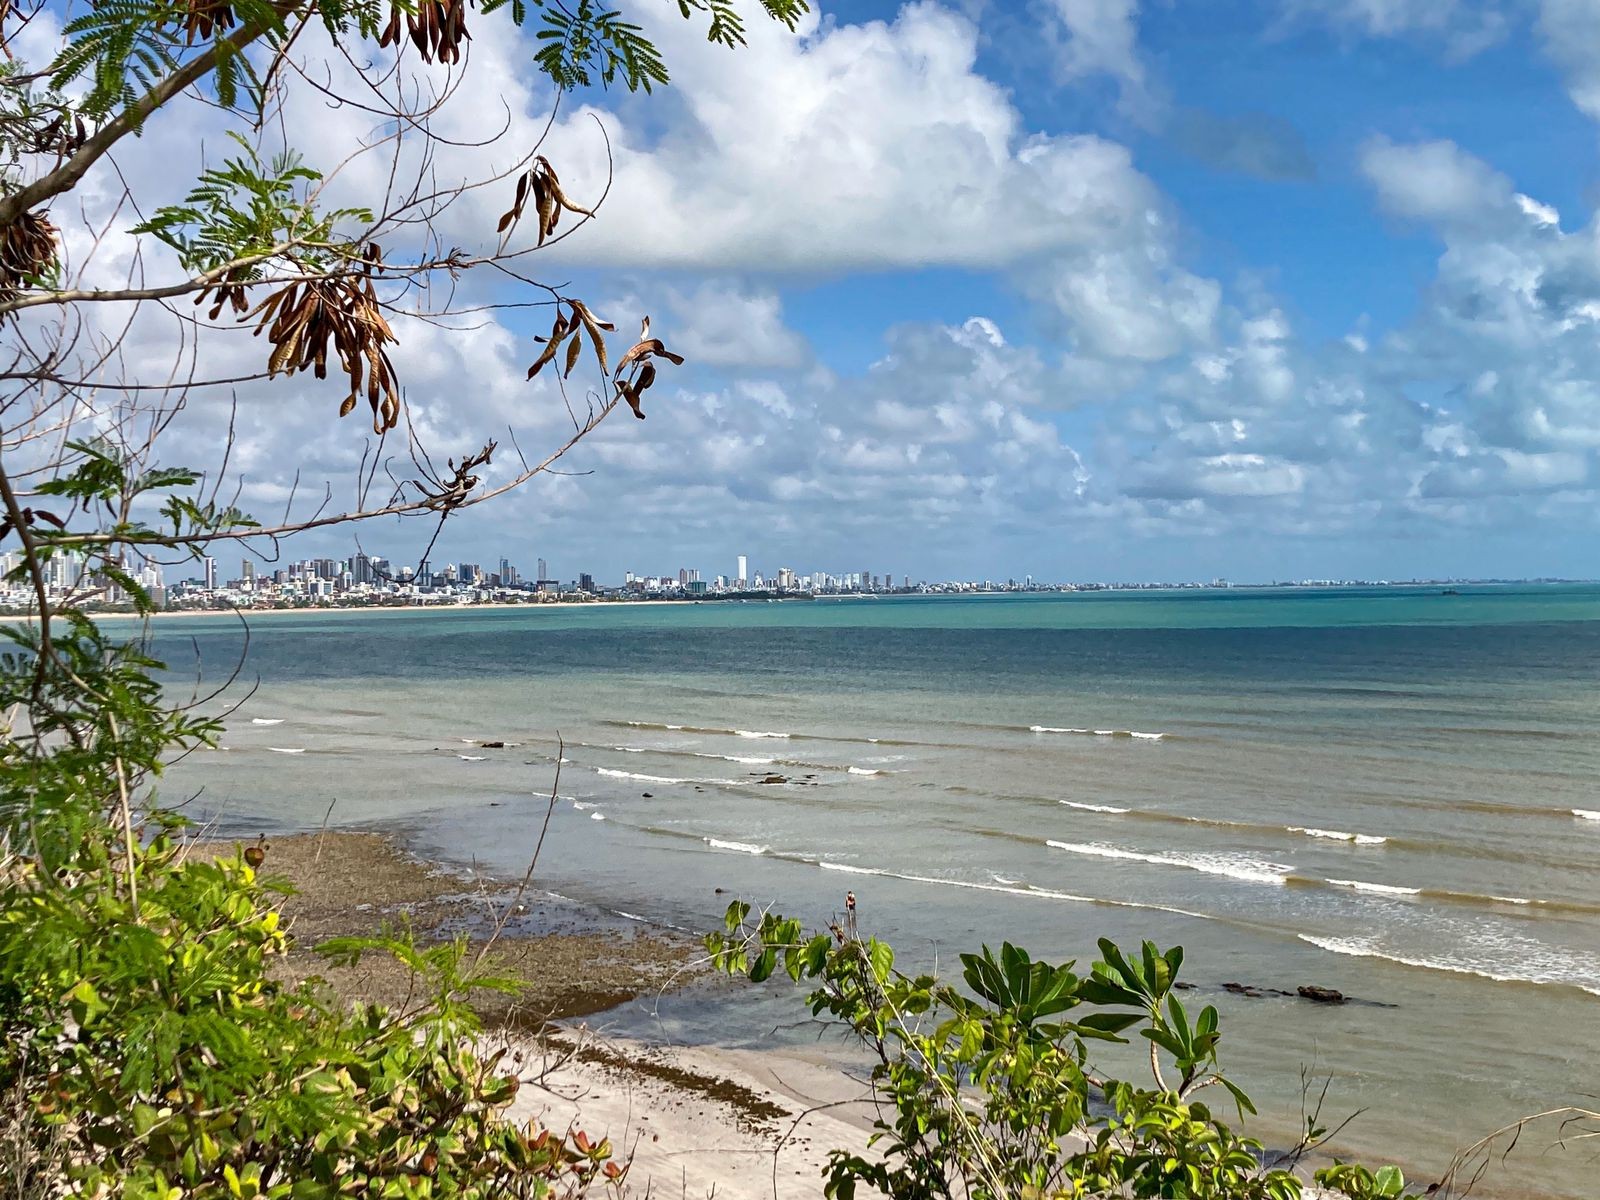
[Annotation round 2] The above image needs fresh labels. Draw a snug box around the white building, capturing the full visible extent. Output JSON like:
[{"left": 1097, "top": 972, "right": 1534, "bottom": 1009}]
[{"left": 736, "top": 555, "right": 748, "bottom": 586}]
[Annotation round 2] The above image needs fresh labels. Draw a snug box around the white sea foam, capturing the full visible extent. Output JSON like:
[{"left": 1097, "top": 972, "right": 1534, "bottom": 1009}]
[
  {"left": 1045, "top": 840, "right": 1288, "bottom": 885},
  {"left": 990, "top": 874, "right": 1021, "bottom": 885},
  {"left": 1030, "top": 725, "right": 1165, "bottom": 740},
  {"left": 736, "top": 730, "right": 790, "bottom": 739},
  {"left": 571, "top": 801, "right": 597, "bottom": 811},
  {"left": 695, "top": 753, "right": 775, "bottom": 765},
  {"left": 1060, "top": 801, "right": 1131, "bottom": 814},
  {"left": 457, "top": 754, "right": 486, "bottom": 762},
  {"left": 1292, "top": 827, "right": 1389, "bottom": 846},
  {"left": 812, "top": 861, "right": 1210, "bottom": 920},
  {"left": 251, "top": 718, "right": 285, "bottom": 726},
  {"left": 705, "top": 838, "right": 768, "bottom": 855},
  {"left": 848, "top": 766, "right": 885, "bottom": 776},
  {"left": 1574, "top": 809, "right": 1600, "bottom": 821},
  {"left": 590, "top": 812, "right": 606, "bottom": 821},
  {"left": 1298, "top": 934, "right": 1600, "bottom": 997},
  {"left": 1326, "top": 877, "right": 1421, "bottom": 896},
  {"left": 597, "top": 768, "right": 685, "bottom": 784},
  {"left": 266, "top": 747, "right": 306, "bottom": 754}
]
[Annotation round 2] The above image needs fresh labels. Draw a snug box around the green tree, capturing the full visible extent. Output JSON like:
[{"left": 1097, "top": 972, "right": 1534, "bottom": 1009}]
[{"left": 0, "top": 1, "right": 799, "bottom": 1194}]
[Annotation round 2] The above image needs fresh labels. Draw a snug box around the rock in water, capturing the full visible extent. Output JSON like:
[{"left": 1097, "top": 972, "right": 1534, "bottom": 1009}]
[{"left": 1297, "top": 985, "right": 1346, "bottom": 1004}]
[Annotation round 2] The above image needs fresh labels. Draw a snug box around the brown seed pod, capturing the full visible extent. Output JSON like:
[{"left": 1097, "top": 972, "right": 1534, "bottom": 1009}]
[
  {"left": 0, "top": 210, "right": 58, "bottom": 301},
  {"left": 379, "top": 0, "right": 473, "bottom": 65}
]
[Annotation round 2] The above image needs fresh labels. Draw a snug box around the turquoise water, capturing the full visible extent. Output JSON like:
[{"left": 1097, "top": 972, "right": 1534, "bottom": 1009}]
[{"left": 146, "top": 585, "right": 1600, "bottom": 1197}]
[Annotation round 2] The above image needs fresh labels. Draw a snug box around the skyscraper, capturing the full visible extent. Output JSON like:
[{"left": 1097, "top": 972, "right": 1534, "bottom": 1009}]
[
  {"left": 203, "top": 556, "right": 216, "bottom": 590},
  {"left": 538, "top": 557, "right": 548, "bottom": 582},
  {"left": 736, "top": 555, "right": 748, "bottom": 585},
  {"left": 241, "top": 559, "right": 255, "bottom": 588}
]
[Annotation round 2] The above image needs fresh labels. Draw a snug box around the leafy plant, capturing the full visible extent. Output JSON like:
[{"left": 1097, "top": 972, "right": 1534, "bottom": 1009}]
[{"left": 707, "top": 902, "right": 1425, "bottom": 1200}]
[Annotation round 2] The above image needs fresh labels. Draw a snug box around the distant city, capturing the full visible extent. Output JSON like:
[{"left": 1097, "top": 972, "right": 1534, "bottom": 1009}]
[{"left": 0, "top": 547, "right": 1579, "bottom": 613}]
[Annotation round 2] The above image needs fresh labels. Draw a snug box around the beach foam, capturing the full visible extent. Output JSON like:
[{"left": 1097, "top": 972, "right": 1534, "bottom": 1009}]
[
  {"left": 847, "top": 766, "right": 885, "bottom": 776},
  {"left": 266, "top": 747, "right": 306, "bottom": 754},
  {"left": 251, "top": 718, "right": 285, "bottom": 726},
  {"left": 1298, "top": 934, "right": 1600, "bottom": 997},
  {"left": 1045, "top": 840, "right": 1288, "bottom": 885},
  {"left": 1292, "top": 827, "right": 1389, "bottom": 845},
  {"left": 1060, "top": 800, "right": 1131, "bottom": 814},
  {"left": 1030, "top": 726, "right": 1166, "bottom": 740},
  {"left": 457, "top": 754, "right": 486, "bottom": 762},
  {"left": 1325, "top": 877, "right": 1421, "bottom": 896},
  {"left": 704, "top": 838, "right": 768, "bottom": 855},
  {"left": 736, "top": 730, "right": 791, "bottom": 739},
  {"left": 1574, "top": 809, "right": 1600, "bottom": 821}
]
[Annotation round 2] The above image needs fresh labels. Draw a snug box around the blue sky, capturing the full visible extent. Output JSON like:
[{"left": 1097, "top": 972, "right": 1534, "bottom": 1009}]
[{"left": 88, "top": 0, "right": 1600, "bottom": 583}]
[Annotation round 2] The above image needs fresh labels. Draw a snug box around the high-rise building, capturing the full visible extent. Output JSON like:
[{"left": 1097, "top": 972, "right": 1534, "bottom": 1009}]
[
  {"left": 241, "top": 559, "right": 255, "bottom": 589},
  {"left": 352, "top": 553, "right": 373, "bottom": 585},
  {"left": 578, "top": 572, "right": 595, "bottom": 593},
  {"left": 537, "top": 557, "right": 548, "bottom": 582},
  {"left": 736, "top": 555, "right": 748, "bottom": 585},
  {"left": 203, "top": 556, "right": 216, "bottom": 590}
]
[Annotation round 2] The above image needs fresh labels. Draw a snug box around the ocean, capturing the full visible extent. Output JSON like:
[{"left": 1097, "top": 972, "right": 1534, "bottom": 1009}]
[{"left": 146, "top": 585, "right": 1600, "bottom": 1197}]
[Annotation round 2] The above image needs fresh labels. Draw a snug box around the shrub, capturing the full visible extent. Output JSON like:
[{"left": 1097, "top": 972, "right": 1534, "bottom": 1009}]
[{"left": 707, "top": 902, "right": 1423, "bottom": 1200}]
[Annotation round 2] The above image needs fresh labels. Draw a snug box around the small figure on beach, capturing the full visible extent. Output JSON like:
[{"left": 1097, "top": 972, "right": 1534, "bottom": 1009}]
[{"left": 845, "top": 890, "right": 857, "bottom": 938}]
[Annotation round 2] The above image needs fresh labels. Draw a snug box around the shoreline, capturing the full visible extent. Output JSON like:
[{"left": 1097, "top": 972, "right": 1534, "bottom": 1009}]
[{"left": 224, "top": 827, "right": 1381, "bottom": 1200}]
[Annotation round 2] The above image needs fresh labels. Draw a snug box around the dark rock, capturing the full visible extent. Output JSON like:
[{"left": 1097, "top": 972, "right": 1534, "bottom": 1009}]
[
  {"left": 480, "top": 740, "right": 506, "bottom": 749},
  {"left": 1222, "top": 981, "right": 1263, "bottom": 998},
  {"left": 1173, "top": 981, "right": 1197, "bottom": 991},
  {"left": 1297, "top": 985, "right": 1346, "bottom": 1005},
  {"left": 714, "top": 887, "right": 726, "bottom": 894},
  {"left": 758, "top": 774, "right": 788, "bottom": 785},
  {"left": 641, "top": 792, "right": 653, "bottom": 799}
]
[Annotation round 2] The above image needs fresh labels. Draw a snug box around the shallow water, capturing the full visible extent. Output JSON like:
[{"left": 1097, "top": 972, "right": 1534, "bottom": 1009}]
[{"left": 144, "top": 585, "right": 1600, "bottom": 1197}]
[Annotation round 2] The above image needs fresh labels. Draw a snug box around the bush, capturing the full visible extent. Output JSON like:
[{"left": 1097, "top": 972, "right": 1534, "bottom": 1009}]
[
  {"left": 707, "top": 902, "right": 1423, "bottom": 1200},
  {"left": 0, "top": 616, "right": 622, "bottom": 1200}
]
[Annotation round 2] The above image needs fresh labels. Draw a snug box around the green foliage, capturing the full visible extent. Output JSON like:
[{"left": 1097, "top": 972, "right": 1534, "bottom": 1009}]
[
  {"left": 133, "top": 134, "right": 373, "bottom": 277},
  {"left": 708, "top": 904, "right": 1424, "bottom": 1200},
  {"left": 0, "top": 445, "right": 618, "bottom": 1198}
]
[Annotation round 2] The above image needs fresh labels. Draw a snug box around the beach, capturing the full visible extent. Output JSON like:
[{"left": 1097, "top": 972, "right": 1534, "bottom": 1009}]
[{"left": 159, "top": 587, "right": 1600, "bottom": 1198}]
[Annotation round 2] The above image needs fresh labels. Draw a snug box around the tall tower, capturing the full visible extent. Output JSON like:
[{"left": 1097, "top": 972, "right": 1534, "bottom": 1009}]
[
  {"left": 203, "top": 556, "right": 216, "bottom": 590},
  {"left": 538, "top": 557, "right": 548, "bottom": 581},
  {"left": 736, "top": 555, "right": 748, "bottom": 585}
]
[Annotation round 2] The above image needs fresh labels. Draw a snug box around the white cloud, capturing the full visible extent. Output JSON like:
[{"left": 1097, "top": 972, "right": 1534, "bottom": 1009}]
[
  {"left": 1043, "top": 0, "right": 1156, "bottom": 118},
  {"left": 1537, "top": 0, "right": 1600, "bottom": 120},
  {"left": 657, "top": 281, "right": 811, "bottom": 370},
  {"left": 1284, "top": 0, "right": 1509, "bottom": 58}
]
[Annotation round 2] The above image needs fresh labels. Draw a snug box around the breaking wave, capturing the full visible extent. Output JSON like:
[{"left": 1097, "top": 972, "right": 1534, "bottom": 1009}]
[
  {"left": 1045, "top": 840, "right": 1289, "bottom": 885},
  {"left": 1575, "top": 809, "right": 1600, "bottom": 821},
  {"left": 1030, "top": 726, "right": 1166, "bottom": 740},
  {"left": 704, "top": 838, "right": 768, "bottom": 855},
  {"left": 1298, "top": 935, "right": 1600, "bottom": 998},
  {"left": 250, "top": 718, "right": 284, "bottom": 726},
  {"left": 848, "top": 766, "right": 886, "bottom": 776},
  {"left": 1060, "top": 800, "right": 1131, "bottom": 814},
  {"left": 1291, "top": 827, "right": 1389, "bottom": 846},
  {"left": 266, "top": 747, "right": 306, "bottom": 754},
  {"left": 1325, "top": 877, "right": 1421, "bottom": 897}
]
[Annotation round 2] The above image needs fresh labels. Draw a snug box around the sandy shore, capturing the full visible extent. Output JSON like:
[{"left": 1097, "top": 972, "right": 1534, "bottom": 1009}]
[
  {"left": 192, "top": 829, "right": 1352, "bottom": 1200},
  {"left": 503, "top": 1032, "right": 880, "bottom": 1200}
]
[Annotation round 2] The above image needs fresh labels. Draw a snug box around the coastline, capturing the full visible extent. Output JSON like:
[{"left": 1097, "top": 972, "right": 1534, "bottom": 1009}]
[{"left": 227, "top": 828, "right": 1373, "bottom": 1200}]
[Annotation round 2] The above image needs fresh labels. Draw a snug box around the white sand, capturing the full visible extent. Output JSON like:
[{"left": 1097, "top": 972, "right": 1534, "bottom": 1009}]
[
  {"left": 500, "top": 1031, "right": 1342, "bottom": 1200},
  {"left": 503, "top": 1034, "right": 879, "bottom": 1200}
]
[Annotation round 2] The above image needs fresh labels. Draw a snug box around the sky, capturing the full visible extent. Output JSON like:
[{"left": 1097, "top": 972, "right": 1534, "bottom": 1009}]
[{"left": 33, "top": 0, "right": 1600, "bottom": 583}]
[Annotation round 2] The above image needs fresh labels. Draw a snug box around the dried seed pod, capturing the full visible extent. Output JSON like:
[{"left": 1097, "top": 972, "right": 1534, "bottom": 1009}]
[
  {"left": 0, "top": 210, "right": 57, "bottom": 301},
  {"left": 379, "top": 0, "right": 473, "bottom": 64}
]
